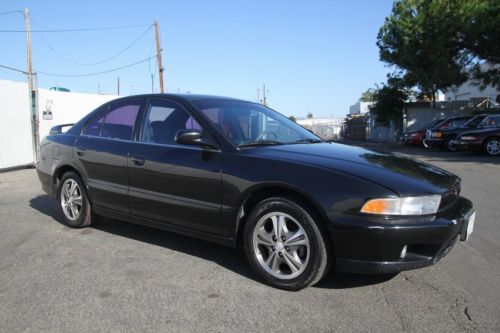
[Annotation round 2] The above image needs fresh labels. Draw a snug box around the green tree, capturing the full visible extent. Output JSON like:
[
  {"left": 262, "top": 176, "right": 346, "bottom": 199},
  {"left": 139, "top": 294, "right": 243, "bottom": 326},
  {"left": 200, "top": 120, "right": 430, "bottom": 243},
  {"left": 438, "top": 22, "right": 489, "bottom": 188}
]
[
  {"left": 288, "top": 115, "right": 297, "bottom": 122},
  {"left": 377, "top": 0, "right": 469, "bottom": 106},
  {"left": 359, "top": 88, "right": 376, "bottom": 102},
  {"left": 307, "top": 112, "right": 313, "bottom": 119},
  {"left": 462, "top": 1, "right": 500, "bottom": 89},
  {"left": 370, "top": 80, "right": 409, "bottom": 128}
]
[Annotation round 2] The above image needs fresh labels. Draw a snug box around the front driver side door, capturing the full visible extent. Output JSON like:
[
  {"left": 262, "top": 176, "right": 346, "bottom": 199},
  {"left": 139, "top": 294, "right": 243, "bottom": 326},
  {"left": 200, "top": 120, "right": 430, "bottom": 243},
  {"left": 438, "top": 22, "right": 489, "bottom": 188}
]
[{"left": 127, "top": 98, "right": 222, "bottom": 235}]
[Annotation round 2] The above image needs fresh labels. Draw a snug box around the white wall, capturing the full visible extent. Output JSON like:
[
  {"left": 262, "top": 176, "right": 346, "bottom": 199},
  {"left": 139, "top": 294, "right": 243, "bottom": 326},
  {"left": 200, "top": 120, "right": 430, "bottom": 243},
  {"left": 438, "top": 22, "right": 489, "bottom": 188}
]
[
  {"left": 0, "top": 78, "right": 119, "bottom": 170},
  {"left": 444, "top": 81, "right": 498, "bottom": 101},
  {"left": 349, "top": 102, "right": 373, "bottom": 115},
  {"left": 444, "top": 64, "right": 499, "bottom": 102},
  {"left": 297, "top": 118, "right": 343, "bottom": 139},
  {"left": 38, "top": 89, "right": 118, "bottom": 140},
  {"left": 0, "top": 79, "right": 34, "bottom": 169}
]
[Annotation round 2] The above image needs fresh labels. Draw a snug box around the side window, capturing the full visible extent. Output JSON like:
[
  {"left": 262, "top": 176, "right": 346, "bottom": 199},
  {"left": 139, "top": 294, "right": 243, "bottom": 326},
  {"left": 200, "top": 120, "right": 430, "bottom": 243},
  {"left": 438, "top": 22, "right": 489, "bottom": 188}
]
[
  {"left": 83, "top": 100, "right": 141, "bottom": 140},
  {"left": 141, "top": 99, "right": 201, "bottom": 145},
  {"left": 484, "top": 116, "right": 500, "bottom": 127},
  {"left": 199, "top": 108, "right": 245, "bottom": 143},
  {"left": 84, "top": 113, "right": 105, "bottom": 136}
]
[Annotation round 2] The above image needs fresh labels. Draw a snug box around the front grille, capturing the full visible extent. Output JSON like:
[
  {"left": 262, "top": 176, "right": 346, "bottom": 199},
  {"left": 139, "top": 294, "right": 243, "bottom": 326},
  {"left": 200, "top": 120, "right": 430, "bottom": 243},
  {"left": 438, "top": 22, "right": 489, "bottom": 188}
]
[{"left": 439, "top": 184, "right": 460, "bottom": 211}]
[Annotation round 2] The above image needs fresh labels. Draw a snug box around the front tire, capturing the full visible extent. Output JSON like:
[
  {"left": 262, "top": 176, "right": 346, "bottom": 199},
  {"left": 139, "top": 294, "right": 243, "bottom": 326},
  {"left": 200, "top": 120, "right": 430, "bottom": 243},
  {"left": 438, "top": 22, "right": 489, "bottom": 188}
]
[
  {"left": 58, "top": 171, "right": 92, "bottom": 228},
  {"left": 243, "top": 196, "right": 330, "bottom": 290},
  {"left": 483, "top": 137, "right": 500, "bottom": 156},
  {"left": 443, "top": 136, "right": 458, "bottom": 152}
]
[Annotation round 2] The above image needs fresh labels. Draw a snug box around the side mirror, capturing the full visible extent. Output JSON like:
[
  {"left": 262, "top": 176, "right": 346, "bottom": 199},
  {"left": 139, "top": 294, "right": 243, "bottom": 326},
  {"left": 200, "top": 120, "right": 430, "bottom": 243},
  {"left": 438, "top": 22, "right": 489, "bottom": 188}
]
[
  {"left": 175, "top": 129, "right": 218, "bottom": 150},
  {"left": 49, "top": 123, "right": 74, "bottom": 135}
]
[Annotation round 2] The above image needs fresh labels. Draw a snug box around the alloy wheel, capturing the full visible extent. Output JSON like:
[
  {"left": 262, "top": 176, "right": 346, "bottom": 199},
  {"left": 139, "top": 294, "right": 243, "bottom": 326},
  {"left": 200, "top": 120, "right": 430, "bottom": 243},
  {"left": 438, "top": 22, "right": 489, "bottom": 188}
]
[
  {"left": 252, "top": 212, "right": 310, "bottom": 280},
  {"left": 486, "top": 139, "right": 500, "bottom": 156},
  {"left": 60, "top": 179, "right": 83, "bottom": 221},
  {"left": 447, "top": 138, "right": 458, "bottom": 151}
]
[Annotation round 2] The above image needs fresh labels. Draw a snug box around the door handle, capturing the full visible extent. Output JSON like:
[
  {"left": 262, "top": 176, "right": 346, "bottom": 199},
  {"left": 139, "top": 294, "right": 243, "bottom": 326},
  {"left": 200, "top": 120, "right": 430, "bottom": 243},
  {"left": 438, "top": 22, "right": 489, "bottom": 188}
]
[
  {"left": 130, "top": 155, "right": 146, "bottom": 166},
  {"left": 76, "top": 147, "right": 86, "bottom": 156}
]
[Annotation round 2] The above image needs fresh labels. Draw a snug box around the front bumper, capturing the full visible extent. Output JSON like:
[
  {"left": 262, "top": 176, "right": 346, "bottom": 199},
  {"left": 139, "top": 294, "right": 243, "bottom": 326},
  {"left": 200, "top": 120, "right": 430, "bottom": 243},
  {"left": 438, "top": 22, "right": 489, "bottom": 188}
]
[
  {"left": 402, "top": 134, "right": 423, "bottom": 145},
  {"left": 331, "top": 197, "right": 474, "bottom": 274},
  {"left": 423, "top": 138, "right": 444, "bottom": 148}
]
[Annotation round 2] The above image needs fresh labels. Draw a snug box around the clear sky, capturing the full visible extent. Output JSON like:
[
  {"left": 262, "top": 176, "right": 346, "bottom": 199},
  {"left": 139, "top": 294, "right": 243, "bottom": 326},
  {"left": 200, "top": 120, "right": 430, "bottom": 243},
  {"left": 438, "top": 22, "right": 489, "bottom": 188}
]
[{"left": 0, "top": 0, "right": 394, "bottom": 118}]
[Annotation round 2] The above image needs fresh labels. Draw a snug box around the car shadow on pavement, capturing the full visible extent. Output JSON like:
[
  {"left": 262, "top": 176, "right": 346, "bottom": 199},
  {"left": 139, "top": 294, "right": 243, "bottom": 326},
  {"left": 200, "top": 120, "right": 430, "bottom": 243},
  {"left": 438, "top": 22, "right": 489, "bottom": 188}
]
[
  {"left": 315, "top": 270, "right": 397, "bottom": 289},
  {"left": 30, "top": 194, "right": 395, "bottom": 290}
]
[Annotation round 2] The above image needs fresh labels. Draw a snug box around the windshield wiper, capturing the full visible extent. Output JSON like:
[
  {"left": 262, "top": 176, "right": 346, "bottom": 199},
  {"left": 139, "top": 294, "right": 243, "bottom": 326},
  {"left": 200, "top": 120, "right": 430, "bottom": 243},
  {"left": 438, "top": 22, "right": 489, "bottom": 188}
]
[
  {"left": 238, "top": 140, "right": 284, "bottom": 148},
  {"left": 291, "top": 138, "right": 323, "bottom": 144}
]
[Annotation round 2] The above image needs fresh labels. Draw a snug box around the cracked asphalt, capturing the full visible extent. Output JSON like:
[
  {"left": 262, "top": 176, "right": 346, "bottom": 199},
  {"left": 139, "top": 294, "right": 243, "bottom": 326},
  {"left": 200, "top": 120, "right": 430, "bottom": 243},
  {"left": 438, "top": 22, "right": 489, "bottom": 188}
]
[{"left": 0, "top": 144, "right": 498, "bottom": 332}]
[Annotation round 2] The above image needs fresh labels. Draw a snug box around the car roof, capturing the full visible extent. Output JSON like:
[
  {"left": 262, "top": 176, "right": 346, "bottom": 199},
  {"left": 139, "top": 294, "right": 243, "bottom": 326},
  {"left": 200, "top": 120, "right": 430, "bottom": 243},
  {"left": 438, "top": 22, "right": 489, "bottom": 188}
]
[
  {"left": 446, "top": 115, "right": 473, "bottom": 119},
  {"left": 110, "top": 93, "right": 249, "bottom": 103}
]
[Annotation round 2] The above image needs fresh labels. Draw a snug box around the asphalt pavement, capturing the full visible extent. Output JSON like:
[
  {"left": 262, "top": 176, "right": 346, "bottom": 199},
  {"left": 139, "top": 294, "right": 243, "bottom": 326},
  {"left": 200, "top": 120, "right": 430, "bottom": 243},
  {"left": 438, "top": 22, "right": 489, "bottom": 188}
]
[{"left": 0, "top": 144, "right": 498, "bottom": 332}]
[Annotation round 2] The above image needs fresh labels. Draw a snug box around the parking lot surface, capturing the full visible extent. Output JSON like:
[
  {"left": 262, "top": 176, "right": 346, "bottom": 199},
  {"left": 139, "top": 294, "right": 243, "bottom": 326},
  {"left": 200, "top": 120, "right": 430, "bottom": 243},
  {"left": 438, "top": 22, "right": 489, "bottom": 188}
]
[{"left": 0, "top": 145, "right": 499, "bottom": 332}]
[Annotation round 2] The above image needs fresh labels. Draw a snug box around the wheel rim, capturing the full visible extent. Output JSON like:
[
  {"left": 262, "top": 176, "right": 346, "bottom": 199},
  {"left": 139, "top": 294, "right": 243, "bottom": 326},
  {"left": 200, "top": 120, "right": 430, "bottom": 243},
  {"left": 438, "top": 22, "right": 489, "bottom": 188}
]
[
  {"left": 60, "top": 179, "right": 83, "bottom": 221},
  {"left": 486, "top": 139, "right": 500, "bottom": 155},
  {"left": 252, "top": 212, "right": 310, "bottom": 280},
  {"left": 447, "top": 139, "right": 457, "bottom": 151}
]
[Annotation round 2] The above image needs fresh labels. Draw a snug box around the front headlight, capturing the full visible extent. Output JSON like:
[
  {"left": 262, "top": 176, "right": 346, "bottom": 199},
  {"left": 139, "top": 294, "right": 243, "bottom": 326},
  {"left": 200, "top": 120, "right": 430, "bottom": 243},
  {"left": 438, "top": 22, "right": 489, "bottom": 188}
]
[
  {"left": 460, "top": 136, "right": 477, "bottom": 141},
  {"left": 432, "top": 131, "right": 443, "bottom": 138},
  {"left": 360, "top": 195, "right": 441, "bottom": 216}
]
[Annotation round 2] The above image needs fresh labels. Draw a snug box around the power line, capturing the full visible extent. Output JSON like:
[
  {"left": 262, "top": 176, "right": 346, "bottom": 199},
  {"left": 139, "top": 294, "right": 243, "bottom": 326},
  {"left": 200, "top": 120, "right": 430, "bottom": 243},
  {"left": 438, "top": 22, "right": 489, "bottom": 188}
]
[
  {"left": 0, "top": 64, "right": 28, "bottom": 75},
  {"left": 35, "top": 55, "right": 157, "bottom": 77},
  {"left": 0, "top": 24, "right": 150, "bottom": 33},
  {"left": 35, "top": 23, "right": 154, "bottom": 66},
  {"left": 0, "top": 10, "right": 23, "bottom": 16}
]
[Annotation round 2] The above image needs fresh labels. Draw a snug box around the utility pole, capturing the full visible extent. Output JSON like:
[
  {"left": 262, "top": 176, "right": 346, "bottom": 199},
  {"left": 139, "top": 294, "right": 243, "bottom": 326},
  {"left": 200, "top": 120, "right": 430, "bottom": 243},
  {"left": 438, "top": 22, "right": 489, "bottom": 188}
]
[
  {"left": 262, "top": 84, "right": 268, "bottom": 106},
  {"left": 151, "top": 75, "right": 154, "bottom": 93},
  {"left": 154, "top": 19, "right": 165, "bottom": 93},
  {"left": 23, "top": 8, "right": 39, "bottom": 163},
  {"left": 117, "top": 77, "right": 120, "bottom": 95}
]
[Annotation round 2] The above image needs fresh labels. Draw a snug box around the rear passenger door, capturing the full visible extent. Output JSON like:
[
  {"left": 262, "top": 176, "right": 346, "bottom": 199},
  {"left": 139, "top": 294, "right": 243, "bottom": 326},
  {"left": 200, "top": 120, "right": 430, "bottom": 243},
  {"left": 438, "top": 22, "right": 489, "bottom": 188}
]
[{"left": 74, "top": 98, "right": 143, "bottom": 212}]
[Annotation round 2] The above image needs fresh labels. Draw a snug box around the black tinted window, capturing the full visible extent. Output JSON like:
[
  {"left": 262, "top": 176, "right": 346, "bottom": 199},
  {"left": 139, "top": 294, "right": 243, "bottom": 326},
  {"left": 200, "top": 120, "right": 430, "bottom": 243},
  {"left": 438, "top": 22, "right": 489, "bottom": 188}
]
[
  {"left": 482, "top": 115, "right": 500, "bottom": 128},
  {"left": 141, "top": 99, "right": 201, "bottom": 145},
  {"left": 83, "top": 100, "right": 141, "bottom": 140}
]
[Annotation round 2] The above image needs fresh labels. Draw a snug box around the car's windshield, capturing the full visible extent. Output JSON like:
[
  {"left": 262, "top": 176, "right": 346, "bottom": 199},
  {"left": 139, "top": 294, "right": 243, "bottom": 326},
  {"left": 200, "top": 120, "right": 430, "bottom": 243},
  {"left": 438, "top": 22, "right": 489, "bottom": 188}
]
[
  {"left": 425, "top": 118, "right": 445, "bottom": 129},
  {"left": 464, "top": 115, "right": 487, "bottom": 128},
  {"left": 438, "top": 117, "right": 470, "bottom": 129},
  {"left": 192, "top": 100, "right": 321, "bottom": 147}
]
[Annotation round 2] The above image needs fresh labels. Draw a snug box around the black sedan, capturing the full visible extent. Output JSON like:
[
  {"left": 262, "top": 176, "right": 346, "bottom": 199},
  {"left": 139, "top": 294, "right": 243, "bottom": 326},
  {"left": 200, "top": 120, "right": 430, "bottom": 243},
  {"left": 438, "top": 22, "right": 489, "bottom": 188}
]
[
  {"left": 425, "top": 114, "right": 489, "bottom": 151},
  {"left": 455, "top": 114, "right": 500, "bottom": 156},
  {"left": 37, "top": 94, "right": 475, "bottom": 290}
]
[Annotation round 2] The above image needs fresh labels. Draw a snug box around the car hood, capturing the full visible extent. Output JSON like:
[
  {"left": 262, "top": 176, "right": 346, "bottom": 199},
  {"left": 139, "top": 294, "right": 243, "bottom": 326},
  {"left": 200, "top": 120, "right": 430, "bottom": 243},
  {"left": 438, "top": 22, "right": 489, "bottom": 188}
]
[{"left": 244, "top": 143, "right": 459, "bottom": 196}]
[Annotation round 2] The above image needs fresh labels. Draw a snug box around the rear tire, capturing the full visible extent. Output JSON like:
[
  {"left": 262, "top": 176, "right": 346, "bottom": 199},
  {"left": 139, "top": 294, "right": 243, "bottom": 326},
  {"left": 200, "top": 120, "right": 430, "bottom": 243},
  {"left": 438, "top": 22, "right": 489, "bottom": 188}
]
[
  {"left": 58, "top": 172, "right": 93, "bottom": 228},
  {"left": 243, "top": 196, "right": 330, "bottom": 290}
]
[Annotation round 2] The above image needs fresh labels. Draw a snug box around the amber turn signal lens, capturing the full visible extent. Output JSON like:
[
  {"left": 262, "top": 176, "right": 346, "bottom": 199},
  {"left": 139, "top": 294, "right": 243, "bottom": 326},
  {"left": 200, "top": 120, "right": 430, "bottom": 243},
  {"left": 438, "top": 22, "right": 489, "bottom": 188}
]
[{"left": 360, "top": 199, "right": 388, "bottom": 214}]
